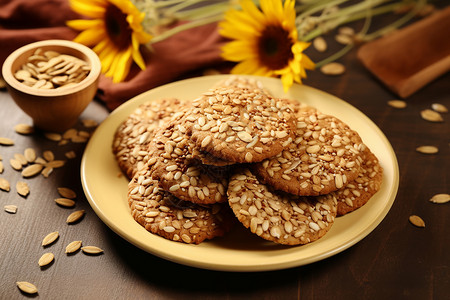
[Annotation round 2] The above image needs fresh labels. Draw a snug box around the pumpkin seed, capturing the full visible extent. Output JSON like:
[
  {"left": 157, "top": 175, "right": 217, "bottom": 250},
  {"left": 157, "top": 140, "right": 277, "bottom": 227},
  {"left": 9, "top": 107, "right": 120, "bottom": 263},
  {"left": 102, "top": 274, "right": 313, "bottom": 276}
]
[
  {"left": 431, "top": 103, "right": 448, "bottom": 113},
  {"left": 313, "top": 36, "right": 327, "bottom": 52},
  {"left": 0, "top": 178, "right": 10, "bottom": 191},
  {"left": 320, "top": 62, "right": 345, "bottom": 75},
  {"left": 57, "top": 187, "right": 76, "bottom": 199},
  {"left": 409, "top": 215, "right": 425, "bottom": 227},
  {"left": 387, "top": 100, "right": 407, "bottom": 109},
  {"left": 66, "top": 210, "right": 85, "bottom": 224},
  {"left": 415, "top": 145, "right": 438, "bottom": 154},
  {"left": 38, "top": 252, "right": 54, "bottom": 267},
  {"left": 21, "top": 164, "right": 44, "bottom": 178},
  {"left": 44, "top": 132, "right": 62, "bottom": 141},
  {"left": 81, "top": 246, "right": 104, "bottom": 254},
  {"left": 16, "top": 281, "right": 38, "bottom": 294},
  {"left": 42, "top": 231, "right": 59, "bottom": 246},
  {"left": 14, "top": 124, "right": 34, "bottom": 135},
  {"left": 4, "top": 204, "right": 17, "bottom": 214},
  {"left": 43, "top": 150, "right": 54, "bottom": 162},
  {"left": 10, "top": 158, "right": 22, "bottom": 170},
  {"left": 55, "top": 198, "right": 75, "bottom": 208},
  {"left": 429, "top": 193, "right": 450, "bottom": 204},
  {"left": 65, "top": 240, "right": 82, "bottom": 253},
  {"left": 16, "top": 181, "right": 30, "bottom": 197},
  {"left": 420, "top": 109, "right": 443, "bottom": 122},
  {"left": 24, "top": 148, "right": 36, "bottom": 163},
  {"left": 0, "top": 137, "right": 14, "bottom": 146}
]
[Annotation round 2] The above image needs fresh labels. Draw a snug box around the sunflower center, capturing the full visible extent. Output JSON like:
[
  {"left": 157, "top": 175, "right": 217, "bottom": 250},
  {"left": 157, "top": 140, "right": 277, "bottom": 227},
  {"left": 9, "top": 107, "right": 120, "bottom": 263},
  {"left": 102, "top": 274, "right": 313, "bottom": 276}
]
[
  {"left": 105, "top": 4, "right": 132, "bottom": 50},
  {"left": 257, "top": 25, "right": 294, "bottom": 70}
]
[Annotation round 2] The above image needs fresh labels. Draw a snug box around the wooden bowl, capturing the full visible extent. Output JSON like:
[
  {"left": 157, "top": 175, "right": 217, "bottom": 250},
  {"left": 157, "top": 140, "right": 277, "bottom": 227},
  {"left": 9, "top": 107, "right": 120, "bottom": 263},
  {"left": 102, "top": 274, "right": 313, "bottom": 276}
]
[{"left": 2, "top": 40, "right": 101, "bottom": 132}]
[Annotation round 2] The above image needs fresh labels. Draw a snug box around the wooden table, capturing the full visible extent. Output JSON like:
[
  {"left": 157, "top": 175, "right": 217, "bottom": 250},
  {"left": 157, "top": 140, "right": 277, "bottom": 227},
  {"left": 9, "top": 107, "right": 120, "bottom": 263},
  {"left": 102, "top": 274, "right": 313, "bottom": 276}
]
[{"left": 1, "top": 22, "right": 449, "bottom": 300}]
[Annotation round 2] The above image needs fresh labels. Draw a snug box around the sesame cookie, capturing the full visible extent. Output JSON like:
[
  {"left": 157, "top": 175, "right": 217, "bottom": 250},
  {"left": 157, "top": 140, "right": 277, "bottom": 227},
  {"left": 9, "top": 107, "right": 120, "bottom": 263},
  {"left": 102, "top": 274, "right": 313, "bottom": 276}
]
[
  {"left": 227, "top": 168, "right": 338, "bottom": 245},
  {"left": 252, "top": 107, "right": 364, "bottom": 196},
  {"left": 184, "top": 84, "right": 297, "bottom": 163},
  {"left": 128, "top": 175, "right": 234, "bottom": 244},
  {"left": 335, "top": 147, "right": 383, "bottom": 216},
  {"left": 112, "top": 98, "right": 187, "bottom": 179},
  {"left": 146, "top": 114, "right": 230, "bottom": 204}
]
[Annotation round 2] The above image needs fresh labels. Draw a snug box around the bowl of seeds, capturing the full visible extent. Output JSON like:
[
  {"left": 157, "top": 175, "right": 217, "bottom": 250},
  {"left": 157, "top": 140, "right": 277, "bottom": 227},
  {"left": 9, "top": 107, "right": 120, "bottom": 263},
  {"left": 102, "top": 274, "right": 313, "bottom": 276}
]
[{"left": 2, "top": 39, "right": 101, "bottom": 132}]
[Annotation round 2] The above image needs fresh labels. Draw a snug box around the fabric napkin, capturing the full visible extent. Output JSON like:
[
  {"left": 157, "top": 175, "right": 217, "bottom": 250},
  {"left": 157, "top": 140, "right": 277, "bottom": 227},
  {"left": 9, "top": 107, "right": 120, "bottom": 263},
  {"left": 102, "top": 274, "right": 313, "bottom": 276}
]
[
  {"left": 357, "top": 6, "right": 450, "bottom": 98},
  {"left": 0, "top": 0, "right": 225, "bottom": 110}
]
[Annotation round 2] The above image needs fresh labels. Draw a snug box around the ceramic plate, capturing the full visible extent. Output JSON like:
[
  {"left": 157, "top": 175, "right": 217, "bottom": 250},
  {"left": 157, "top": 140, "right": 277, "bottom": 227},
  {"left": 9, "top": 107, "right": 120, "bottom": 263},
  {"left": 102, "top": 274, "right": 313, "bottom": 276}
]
[{"left": 81, "top": 75, "right": 399, "bottom": 272}]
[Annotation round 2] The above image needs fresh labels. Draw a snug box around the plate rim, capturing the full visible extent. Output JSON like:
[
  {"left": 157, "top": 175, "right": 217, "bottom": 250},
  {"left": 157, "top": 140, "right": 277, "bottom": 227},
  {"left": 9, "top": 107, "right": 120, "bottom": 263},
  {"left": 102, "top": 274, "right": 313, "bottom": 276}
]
[{"left": 81, "top": 74, "right": 399, "bottom": 272}]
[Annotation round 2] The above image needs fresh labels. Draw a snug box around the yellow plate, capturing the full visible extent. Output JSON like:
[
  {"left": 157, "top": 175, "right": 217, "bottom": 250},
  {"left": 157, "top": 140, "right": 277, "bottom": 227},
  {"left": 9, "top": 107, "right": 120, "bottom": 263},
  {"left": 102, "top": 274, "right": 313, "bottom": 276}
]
[{"left": 81, "top": 75, "right": 399, "bottom": 272}]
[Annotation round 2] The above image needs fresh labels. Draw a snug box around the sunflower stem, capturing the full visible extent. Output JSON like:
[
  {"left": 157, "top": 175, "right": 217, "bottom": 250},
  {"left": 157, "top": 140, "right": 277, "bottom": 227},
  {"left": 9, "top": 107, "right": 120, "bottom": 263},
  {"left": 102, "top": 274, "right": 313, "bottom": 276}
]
[
  {"left": 171, "top": 2, "right": 229, "bottom": 21},
  {"left": 315, "top": 43, "right": 353, "bottom": 68},
  {"left": 150, "top": 14, "right": 223, "bottom": 43}
]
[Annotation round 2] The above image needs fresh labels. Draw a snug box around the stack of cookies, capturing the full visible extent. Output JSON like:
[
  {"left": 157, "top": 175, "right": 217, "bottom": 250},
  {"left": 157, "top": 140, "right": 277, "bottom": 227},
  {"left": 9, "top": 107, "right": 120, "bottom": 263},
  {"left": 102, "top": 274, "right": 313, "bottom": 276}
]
[{"left": 112, "top": 76, "right": 383, "bottom": 246}]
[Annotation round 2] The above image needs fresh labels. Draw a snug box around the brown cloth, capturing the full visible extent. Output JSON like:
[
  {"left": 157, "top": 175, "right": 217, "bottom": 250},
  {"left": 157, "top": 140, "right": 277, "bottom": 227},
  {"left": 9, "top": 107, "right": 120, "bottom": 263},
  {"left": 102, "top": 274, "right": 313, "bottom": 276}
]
[
  {"left": 0, "top": 0, "right": 225, "bottom": 110},
  {"left": 357, "top": 6, "right": 450, "bottom": 98}
]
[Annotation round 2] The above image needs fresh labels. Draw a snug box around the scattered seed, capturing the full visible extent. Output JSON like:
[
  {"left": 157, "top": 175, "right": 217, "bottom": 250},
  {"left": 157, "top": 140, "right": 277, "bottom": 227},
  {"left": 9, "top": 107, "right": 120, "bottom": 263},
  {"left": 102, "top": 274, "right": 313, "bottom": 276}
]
[
  {"left": 0, "top": 161, "right": 3, "bottom": 173},
  {"left": 65, "top": 151, "right": 76, "bottom": 159},
  {"left": 24, "top": 148, "right": 36, "bottom": 163},
  {"left": 320, "top": 62, "right": 345, "bottom": 75},
  {"left": 45, "top": 160, "right": 65, "bottom": 168},
  {"left": 65, "top": 240, "right": 82, "bottom": 253},
  {"left": 43, "top": 150, "right": 54, "bottom": 162},
  {"left": 41, "top": 167, "right": 53, "bottom": 178},
  {"left": 4, "top": 205, "right": 17, "bottom": 214},
  {"left": 409, "top": 215, "right": 425, "bottom": 227},
  {"left": 339, "top": 26, "right": 355, "bottom": 36},
  {"left": 387, "top": 100, "right": 407, "bottom": 109},
  {"left": 16, "top": 181, "right": 30, "bottom": 197},
  {"left": 0, "top": 178, "right": 10, "bottom": 191},
  {"left": 42, "top": 231, "right": 59, "bottom": 246},
  {"left": 55, "top": 198, "right": 76, "bottom": 208},
  {"left": 38, "top": 252, "right": 54, "bottom": 267},
  {"left": 0, "top": 137, "right": 14, "bottom": 146},
  {"left": 81, "top": 245, "right": 103, "bottom": 254},
  {"left": 44, "top": 132, "right": 62, "bottom": 141},
  {"left": 335, "top": 34, "right": 353, "bottom": 45},
  {"left": 57, "top": 187, "right": 76, "bottom": 199},
  {"left": 9, "top": 158, "right": 22, "bottom": 170},
  {"left": 14, "top": 124, "right": 34, "bottom": 135},
  {"left": 21, "top": 164, "right": 44, "bottom": 178},
  {"left": 429, "top": 193, "right": 450, "bottom": 204},
  {"left": 16, "top": 281, "right": 38, "bottom": 294},
  {"left": 420, "top": 109, "right": 443, "bottom": 122},
  {"left": 415, "top": 145, "right": 438, "bottom": 154},
  {"left": 313, "top": 36, "right": 327, "bottom": 52},
  {"left": 81, "top": 119, "right": 98, "bottom": 128},
  {"left": 66, "top": 210, "right": 85, "bottom": 224},
  {"left": 431, "top": 103, "right": 448, "bottom": 113}
]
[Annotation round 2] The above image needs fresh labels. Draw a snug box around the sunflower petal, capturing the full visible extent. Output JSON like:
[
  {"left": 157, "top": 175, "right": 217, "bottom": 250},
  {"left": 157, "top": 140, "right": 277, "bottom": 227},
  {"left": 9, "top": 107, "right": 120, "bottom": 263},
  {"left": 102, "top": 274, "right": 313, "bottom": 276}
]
[
  {"left": 73, "top": 27, "right": 105, "bottom": 46},
  {"left": 66, "top": 19, "right": 103, "bottom": 31},
  {"left": 69, "top": 0, "right": 105, "bottom": 18}
]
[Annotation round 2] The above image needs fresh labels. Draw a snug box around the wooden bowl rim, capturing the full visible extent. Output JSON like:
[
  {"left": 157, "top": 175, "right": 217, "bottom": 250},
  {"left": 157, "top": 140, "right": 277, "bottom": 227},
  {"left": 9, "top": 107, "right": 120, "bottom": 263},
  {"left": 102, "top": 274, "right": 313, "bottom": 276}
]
[{"left": 1, "top": 39, "right": 101, "bottom": 97}]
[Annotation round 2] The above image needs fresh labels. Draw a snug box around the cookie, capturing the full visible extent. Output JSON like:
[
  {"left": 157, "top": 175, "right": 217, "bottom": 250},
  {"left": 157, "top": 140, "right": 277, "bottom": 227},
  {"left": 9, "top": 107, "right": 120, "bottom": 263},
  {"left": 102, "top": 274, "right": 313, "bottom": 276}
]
[
  {"left": 128, "top": 175, "right": 234, "bottom": 244},
  {"left": 335, "top": 147, "right": 383, "bottom": 216},
  {"left": 112, "top": 98, "right": 187, "bottom": 179},
  {"left": 227, "top": 168, "right": 338, "bottom": 245},
  {"left": 146, "top": 114, "right": 230, "bottom": 204},
  {"left": 213, "top": 75, "right": 273, "bottom": 97},
  {"left": 184, "top": 84, "right": 297, "bottom": 163},
  {"left": 252, "top": 107, "right": 365, "bottom": 196}
]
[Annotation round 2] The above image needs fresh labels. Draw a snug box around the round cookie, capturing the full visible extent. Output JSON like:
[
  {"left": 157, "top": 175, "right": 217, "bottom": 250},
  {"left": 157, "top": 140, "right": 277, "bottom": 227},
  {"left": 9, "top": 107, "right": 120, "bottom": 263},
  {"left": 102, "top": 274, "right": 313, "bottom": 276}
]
[
  {"left": 227, "top": 168, "right": 338, "bottom": 245},
  {"left": 184, "top": 84, "right": 297, "bottom": 163},
  {"left": 112, "top": 98, "right": 188, "bottom": 179},
  {"left": 146, "top": 114, "right": 230, "bottom": 204},
  {"left": 128, "top": 175, "right": 234, "bottom": 244},
  {"left": 335, "top": 147, "right": 383, "bottom": 216},
  {"left": 252, "top": 107, "right": 365, "bottom": 196}
]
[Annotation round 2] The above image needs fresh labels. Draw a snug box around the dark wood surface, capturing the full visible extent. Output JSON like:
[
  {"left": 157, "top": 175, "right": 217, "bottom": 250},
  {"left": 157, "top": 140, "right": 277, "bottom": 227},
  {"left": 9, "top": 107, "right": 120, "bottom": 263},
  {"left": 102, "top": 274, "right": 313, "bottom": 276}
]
[{"left": 1, "top": 20, "right": 449, "bottom": 300}]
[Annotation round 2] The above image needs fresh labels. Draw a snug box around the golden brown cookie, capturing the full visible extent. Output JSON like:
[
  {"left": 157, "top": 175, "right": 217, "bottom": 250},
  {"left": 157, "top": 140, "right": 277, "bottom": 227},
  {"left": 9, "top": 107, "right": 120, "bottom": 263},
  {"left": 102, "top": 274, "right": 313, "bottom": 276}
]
[
  {"left": 146, "top": 114, "right": 230, "bottom": 204},
  {"left": 227, "top": 168, "right": 338, "bottom": 245},
  {"left": 112, "top": 98, "right": 187, "bottom": 179},
  {"left": 128, "top": 175, "right": 234, "bottom": 244},
  {"left": 252, "top": 107, "right": 364, "bottom": 196},
  {"left": 335, "top": 147, "right": 383, "bottom": 216},
  {"left": 184, "top": 84, "right": 297, "bottom": 163}
]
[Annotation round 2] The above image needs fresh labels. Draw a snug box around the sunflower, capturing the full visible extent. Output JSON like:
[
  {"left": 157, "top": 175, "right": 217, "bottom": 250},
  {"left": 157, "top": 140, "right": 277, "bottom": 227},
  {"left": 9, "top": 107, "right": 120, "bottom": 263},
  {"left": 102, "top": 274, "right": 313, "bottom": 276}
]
[
  {"left": 67, "top": 0, "right": 152, "bottom": 83},
  {"left": 219, "top": 0, "right": 315, "bottom": 92}
]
